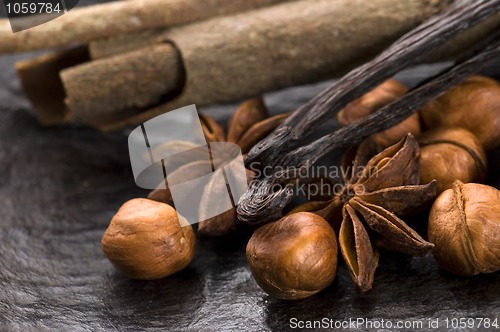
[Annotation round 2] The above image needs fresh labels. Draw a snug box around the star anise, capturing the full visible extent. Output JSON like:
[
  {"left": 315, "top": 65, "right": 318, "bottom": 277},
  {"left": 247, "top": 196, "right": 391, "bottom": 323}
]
[
  {"left": 148, "top": 97, "right": 289, "bottom": 236},
  {"left": 292, "top": 134, "right": 436, "bottom": 292}
]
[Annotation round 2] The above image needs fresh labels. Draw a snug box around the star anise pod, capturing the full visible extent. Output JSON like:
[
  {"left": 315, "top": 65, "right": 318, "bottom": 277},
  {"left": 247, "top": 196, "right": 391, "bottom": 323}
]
[
  {"left": 148, "top": 97, "right": 288, "bottom": 236},
  {"left": 292, "top": 134, "right": 436, "bottom": 292}
]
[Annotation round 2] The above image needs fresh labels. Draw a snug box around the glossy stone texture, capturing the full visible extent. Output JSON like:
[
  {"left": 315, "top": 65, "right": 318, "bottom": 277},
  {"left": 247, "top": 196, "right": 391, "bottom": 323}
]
[{"left": 1, "top": 52, "right": 500, "bottom": 331}]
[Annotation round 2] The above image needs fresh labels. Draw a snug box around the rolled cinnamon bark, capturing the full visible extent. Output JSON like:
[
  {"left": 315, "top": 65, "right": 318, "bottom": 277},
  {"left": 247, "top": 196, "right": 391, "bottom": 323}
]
[
  {"left": 23, "top": 0, "right": 500, "bottom": 130},
  {"left": 89, "top": 30, "right": 164, "bottom": 59},
  {"left": 61, "top": 43, "right": 182, "bottom": 120},
  {"left": 0, "top": 0, "right": 293, "bottom": 54},
  {"left": 64, "top": 0, "right": 451, "bottom": 126},
  {"left": 16, "top": 46, "right": 90, "bottom": 126}
]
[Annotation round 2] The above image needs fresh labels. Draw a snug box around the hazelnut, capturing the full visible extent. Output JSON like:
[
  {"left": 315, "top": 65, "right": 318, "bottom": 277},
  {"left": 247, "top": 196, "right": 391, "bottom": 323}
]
[
  {"left": 420, "top": 75, "right": 500, "bottom": 150},
  {"left": 102, "top": 198, "right": 196, "bottom": 280},
  {"left": 428, "top": 181, "right": 500, "bottom": 276},
  {"left": 197, "top": 168, "right": 256, "bottom": 237},
  {"left": 337, "top": 79, "right": 421, "bottom": 148},
  {"left": 418, "top": 127, "right": 487, "bottom": 195},
  {"left": 198, "top": 208, "right": 237, "bottom": 236},
  {"left": 246, "top": 212, "right": 338, "bottom": 300}
]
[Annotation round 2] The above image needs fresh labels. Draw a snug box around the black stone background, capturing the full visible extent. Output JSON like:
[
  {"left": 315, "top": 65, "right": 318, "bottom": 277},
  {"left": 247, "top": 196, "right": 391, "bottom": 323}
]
[{"left": 0, "top": 2, "right": 500, "bottom": 331}]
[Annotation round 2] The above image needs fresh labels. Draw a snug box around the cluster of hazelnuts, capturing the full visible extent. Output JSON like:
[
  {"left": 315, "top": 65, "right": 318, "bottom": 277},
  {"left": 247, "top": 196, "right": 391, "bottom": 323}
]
[
  {"left": 337, "top": 76, "right": 500, "bottom": 280},
  {"left": 101, "top": 76, "right": 500, "bottom": 300}
]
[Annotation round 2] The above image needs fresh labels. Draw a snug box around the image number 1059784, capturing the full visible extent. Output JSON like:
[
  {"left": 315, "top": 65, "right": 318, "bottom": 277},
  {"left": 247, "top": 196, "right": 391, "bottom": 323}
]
[
  {"left": 5, "top": 1, "right": 62, "bottom": 15},
  {"left": 2, "top": 0, "right": 79, "bottom": 32}
]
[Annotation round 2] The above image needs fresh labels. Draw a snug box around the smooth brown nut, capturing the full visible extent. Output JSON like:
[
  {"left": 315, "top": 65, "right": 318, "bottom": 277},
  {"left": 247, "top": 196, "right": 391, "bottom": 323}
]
[
  {"left": 337, "top": 79, "right": 420, "bottom": 148},
  {"left": 418, "top": 127, "right": 487, "bottom": 195},
  {"left": 246, "top": 212, "right": 338, "bottom": 300},
  {"left": 198, "top": 208, "right": 236, "bottom": 236},
  {"left": 197, "top": 168, "right": 255, "bottom": 237},
  {"left": 420, "top": 75, "right": 500, "bottom": 150},
  {"left": 102, "top": 198, "right": 196, "bottom": 280},
  {"left": 428, "top": 181, "right": 500, "bottom": 276}
]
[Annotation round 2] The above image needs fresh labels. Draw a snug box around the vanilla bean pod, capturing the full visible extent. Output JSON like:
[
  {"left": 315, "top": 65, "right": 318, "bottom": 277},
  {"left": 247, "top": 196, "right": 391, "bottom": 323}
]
[
  {"left": 239, "top": 42, "right": 500, "bottom": 223},
  {"left": 238, "top": 0, "right": 500, "bottom": 224},
  {"left": 246, "top": 0, "right": 500, "bottom": 166},
  {"left": 284, "top": 39, "right": 500, "bottom": 172}
]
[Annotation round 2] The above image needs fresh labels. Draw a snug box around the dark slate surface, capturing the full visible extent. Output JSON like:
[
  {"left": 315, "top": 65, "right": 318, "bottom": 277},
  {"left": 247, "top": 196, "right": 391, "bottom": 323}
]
[{"left": 1, "top": 45, "right": 500, "bottom": 332}]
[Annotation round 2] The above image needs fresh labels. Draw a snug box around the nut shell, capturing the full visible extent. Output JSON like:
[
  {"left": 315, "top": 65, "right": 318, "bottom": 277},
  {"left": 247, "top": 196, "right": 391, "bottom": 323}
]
[
  {"left": 420, "top": 75, "right": 500, "bottom": 150},
  {"left": 338, "top": 79, "right": 420, "bottom": 148},
  {"left": 102, "top": 198, "right": 196, "bottom": 280},
  {"left": 418, "top": 127, "right": 487, "bottom": 194},
  {"left": 428, "top": 181, "right": 500, "bottom": 276},
  {"left": 246, "top": 212, "right": 338, "bottom": 300}
]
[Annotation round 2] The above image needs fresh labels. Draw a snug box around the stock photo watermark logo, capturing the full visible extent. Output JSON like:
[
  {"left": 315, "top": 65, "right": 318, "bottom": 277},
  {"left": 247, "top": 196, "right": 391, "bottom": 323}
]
[
  {"left": 1, "top": 0, "right": 78, "bottom": 32},
  {"left": 245, "top": 162, "right": 377, "bottom": 199},
  {"left": 128, "top": 105, "right": 379, "bottom": 227},
  {"left": 128, "top": 105, "right": 248, "bottom": 227}
]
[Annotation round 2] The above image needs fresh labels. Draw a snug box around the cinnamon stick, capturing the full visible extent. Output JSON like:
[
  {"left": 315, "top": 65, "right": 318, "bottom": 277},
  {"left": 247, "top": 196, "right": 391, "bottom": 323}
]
[
  {"left": 88, "top": 30, "right": 164, "bottom": 59},
  {"left": 16, "top": 46, "right": 90, "bottom": 126},
  {"left": 63, "top": 0, "right": 455, "bottom": 129},
  {"left": 0, "top": 0, "right": 293, "bottom": 54},
  {"left": 88, "top": 8, "right": 500, "bottom": 62},
  {"left": 18, "top": 0, "right": 500, "bottom": 130},
  {"left": 61, "top": 43, "right": 182, "bottom": 120}
]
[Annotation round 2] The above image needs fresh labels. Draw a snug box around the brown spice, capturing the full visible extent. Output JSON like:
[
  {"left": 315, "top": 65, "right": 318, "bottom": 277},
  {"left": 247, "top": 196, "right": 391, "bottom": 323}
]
[
  {"left": 428, "top": 181, "right": 500, "bottom": 276},
  {"left": 147, "top": 98, "right": 288, "bottom": 236},
  {"left": 337, "top": 79, "right": 421, "bottom": 148},
  {"left": 101, "top": 198, "right": 196, "bottom": 280},
  {"left": 246, "top": 212, "right": 338, "bottom": 300},
  {"left": 292, "top": 134, "right": 436, "bottom": 292},
  {"left": 417, "top": 127, "right": 487, "bottom": 194}
]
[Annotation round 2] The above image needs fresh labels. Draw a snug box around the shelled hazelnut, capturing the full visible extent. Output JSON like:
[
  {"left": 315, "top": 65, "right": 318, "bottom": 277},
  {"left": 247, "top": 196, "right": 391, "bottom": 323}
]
[
  {"left": 102, "top": 198, "right": 196, "bottom": 280},
  {"left": 337, "top": 79, "right": 421, "bottom": 148},
  {"left": 418, "top": 127, "right": 487, "bottom": 194},
  {"left": 428, "top": 181, "right": 500, "bottom": 276},
  {"left": 420, "top": 75, "right": 500, "bottom": 150},
  {"left": 246, "top": 212, "right": 338, "bottom": 300}
]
